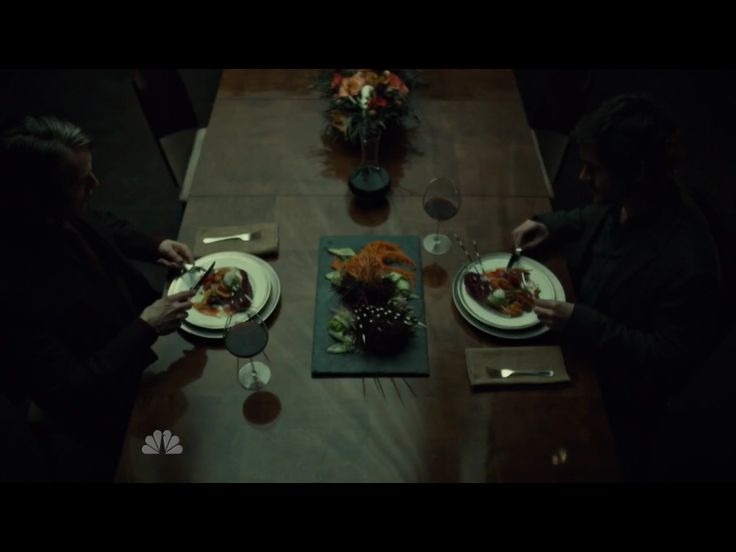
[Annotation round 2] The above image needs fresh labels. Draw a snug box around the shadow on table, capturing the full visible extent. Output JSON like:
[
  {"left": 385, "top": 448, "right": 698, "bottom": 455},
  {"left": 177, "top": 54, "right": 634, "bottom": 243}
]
[
  {"left": 243, "top": 391, "right": 282, "bottom": 427},
  {"left": 128, "top": 346, "right": 208, "bottom": 438},
  {"left": 422, "top": 262, "right": 449, "bottom": 288}
]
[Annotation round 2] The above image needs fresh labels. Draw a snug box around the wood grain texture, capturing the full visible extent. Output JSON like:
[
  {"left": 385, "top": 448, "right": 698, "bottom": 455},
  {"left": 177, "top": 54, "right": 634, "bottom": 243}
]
[
  {"left": 115, "top": 196, "right": 618, "bottom": 482},
  {"left": 114, "top": 70, "right": 617, "bottom": 482}
]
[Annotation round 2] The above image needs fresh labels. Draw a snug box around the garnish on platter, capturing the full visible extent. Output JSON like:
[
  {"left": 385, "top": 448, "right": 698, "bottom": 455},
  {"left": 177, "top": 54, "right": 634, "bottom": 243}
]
[
  {"left": 464, "top": 267, "right": 540, "bottom": 317},
  {"left": 193, "top": 267, "right": 253, "bottom": 317},
  {"left": 324, "top": 241, "right": 421, "bottom": 354}
]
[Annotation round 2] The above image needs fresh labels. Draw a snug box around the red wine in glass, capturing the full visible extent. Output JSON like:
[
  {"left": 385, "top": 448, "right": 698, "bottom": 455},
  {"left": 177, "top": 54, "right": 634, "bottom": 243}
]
[
  {"left": 424, "top": 197, "right": 459, "bottom": 221},
  {"left": 225, "top": 318, "right": 271, "bottom": 390},
  {"left": 423, "top": 177, "right": 461, "bottom": 254}
]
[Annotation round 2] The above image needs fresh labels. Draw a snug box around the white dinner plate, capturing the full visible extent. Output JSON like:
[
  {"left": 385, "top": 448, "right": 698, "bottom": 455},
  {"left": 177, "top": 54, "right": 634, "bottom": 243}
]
[
  {"left": 168, "top": 251, "right": 271, "bottom": 330},
  {"left": 452, "top": 258, "right": 565, "bottom": 340},
  {"left": 178, "top": 253, "right": 281, "bottom": 340},
  {"left": 457, "top": 253, "right": 563, "bottom": 330}
]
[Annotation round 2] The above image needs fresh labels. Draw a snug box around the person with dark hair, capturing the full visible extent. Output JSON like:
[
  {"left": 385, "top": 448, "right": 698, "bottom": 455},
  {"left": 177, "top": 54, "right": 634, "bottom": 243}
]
[
  {"left": 0, "top": 116, "right": 196, "bottom": 481},
  {"left": 511, "top": 94, "right": 723, "bottom": 480}
]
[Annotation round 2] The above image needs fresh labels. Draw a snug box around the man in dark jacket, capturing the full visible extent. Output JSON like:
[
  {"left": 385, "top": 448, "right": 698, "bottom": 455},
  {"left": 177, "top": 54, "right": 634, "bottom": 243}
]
[
  {"left": 0, "top": 116, "right": 195, "bottom": 481},
  {"left": 512, "top": 95, "right": 723, "bottom": 480}
]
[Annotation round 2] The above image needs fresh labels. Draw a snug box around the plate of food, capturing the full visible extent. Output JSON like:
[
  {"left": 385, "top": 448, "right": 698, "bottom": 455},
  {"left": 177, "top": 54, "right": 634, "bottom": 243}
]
[
  {"left": 167, "top": 252, "right": 271, "bottom": 330},
  {"left": 177, "top": 254, "right": 282, "bottom": 340},
  {"left": 457, "top": 253, "right": 563, "bottom": 330}
]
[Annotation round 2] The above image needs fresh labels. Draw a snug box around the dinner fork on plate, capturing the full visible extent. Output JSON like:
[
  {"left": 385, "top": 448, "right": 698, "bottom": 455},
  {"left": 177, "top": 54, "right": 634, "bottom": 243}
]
[{"left": 202, "top": 231, "right": 261, "bottom": 244}]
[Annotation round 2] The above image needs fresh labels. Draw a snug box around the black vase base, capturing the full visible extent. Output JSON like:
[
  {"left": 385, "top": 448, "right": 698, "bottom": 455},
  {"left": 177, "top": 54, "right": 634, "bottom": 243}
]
[{"left": 348, "top": 166, "right": 391, "bottom": 207}]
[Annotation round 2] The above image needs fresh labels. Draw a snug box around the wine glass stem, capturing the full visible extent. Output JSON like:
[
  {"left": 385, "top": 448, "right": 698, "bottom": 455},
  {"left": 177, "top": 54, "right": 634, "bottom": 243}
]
[
  {"left": 433, "top": 218, "right": 441, "bottom": 253},
  {"left": 250, "top": 358, "right": 259, "bottom": 383}
]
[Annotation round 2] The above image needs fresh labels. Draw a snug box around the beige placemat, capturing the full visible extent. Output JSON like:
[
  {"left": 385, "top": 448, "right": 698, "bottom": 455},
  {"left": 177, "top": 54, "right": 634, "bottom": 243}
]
[
  {"left": 193, "top": 223, "right": 278, "bottom": 258},
  {"left": 465, "top": 345, "right": 570, "bottom": 387}
]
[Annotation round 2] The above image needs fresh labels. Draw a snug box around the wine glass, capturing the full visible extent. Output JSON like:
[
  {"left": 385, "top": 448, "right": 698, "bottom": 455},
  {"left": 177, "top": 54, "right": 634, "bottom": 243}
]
[
  {"left": 225, "top": 309, "right": 271, "bottom": 391},
  {"left": 422, "top": 177, "right": 461, "bottom": 254}
]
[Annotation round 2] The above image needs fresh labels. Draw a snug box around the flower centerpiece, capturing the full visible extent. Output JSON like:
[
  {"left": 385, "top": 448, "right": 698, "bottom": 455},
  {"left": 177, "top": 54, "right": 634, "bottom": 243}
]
[{"left": 315, "top": 69, "right": 421, "bottom": 144}]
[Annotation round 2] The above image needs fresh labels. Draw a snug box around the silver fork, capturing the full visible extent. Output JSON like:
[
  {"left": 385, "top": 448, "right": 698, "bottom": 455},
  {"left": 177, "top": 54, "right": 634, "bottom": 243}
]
[
  {"left": 486, "top": 367, "right": 554, "bottom": 378},
  {"left": 203, "top": 231, "right": 261, "bottom": 244}
]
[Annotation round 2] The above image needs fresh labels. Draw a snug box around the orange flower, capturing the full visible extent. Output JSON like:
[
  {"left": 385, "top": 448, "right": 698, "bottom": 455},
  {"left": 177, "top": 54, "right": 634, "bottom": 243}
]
[
  {"left": 338, "top": 74, "right": 366, "bottom": 97},
  {"left": 358, "top": 69, "right": 381, "bottom": 87}
]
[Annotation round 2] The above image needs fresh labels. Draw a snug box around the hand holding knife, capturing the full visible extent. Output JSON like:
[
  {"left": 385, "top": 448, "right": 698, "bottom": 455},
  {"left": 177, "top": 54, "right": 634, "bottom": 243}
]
[{"left": 505, "top": 246, "right": 523, "bottom": 272}]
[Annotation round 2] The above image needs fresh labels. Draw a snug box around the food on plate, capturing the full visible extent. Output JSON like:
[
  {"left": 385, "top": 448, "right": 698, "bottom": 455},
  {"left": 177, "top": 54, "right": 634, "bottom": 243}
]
[
  {"left": 192, "top": 267, "right": 253, "bottom": 317},
  {"left": 464, "top": 267, "right": 540, "bottom": 317}
]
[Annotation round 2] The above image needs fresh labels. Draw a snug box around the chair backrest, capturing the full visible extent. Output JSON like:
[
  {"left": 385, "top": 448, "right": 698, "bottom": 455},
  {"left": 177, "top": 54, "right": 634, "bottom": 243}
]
[
  {"left": 132, "top": 69, "right": 199, "bottom": 139},
  {"left": 132, "top": 70, "right": 201, "bottom": 189},
  {"left": 516, "top": 70, "right": 593, "bottom": 134}
]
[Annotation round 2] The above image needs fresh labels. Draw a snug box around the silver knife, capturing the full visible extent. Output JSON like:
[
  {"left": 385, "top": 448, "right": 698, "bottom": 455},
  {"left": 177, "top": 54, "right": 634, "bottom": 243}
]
[
  {"left": 505, "top": 246, "right": 523, "bottom": 272},
  {"left": 191, "top": 261, "right": 216, "bottom": 293}
]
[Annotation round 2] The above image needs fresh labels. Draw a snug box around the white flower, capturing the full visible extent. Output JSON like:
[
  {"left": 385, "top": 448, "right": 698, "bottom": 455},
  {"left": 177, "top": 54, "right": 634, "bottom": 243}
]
[{"left": 359, "top": 84, "right": 374, "bottom": 110}]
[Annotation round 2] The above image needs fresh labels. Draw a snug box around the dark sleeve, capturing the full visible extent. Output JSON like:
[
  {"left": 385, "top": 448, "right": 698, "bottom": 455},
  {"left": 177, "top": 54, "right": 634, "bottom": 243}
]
[
  {"left": 8, "top": 318, "right": 158, "bottom": 420},
  {"left": 533, "top": 205, "right": 602, "bottom": 247},
  {"left": 0, "top": 394, "right": 50, "bottom": 481},
  {"left": 563, "top": 268, "right": 719, "bottom": 393},
  {"left": 87, "top": 210, "right": 166, "bottom": 262}
]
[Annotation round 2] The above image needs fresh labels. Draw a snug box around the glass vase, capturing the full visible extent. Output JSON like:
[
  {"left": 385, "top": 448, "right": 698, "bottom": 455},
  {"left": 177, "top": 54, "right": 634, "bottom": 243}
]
[{"left": 348, "top": 126, "right": 391, "bottom": 205}]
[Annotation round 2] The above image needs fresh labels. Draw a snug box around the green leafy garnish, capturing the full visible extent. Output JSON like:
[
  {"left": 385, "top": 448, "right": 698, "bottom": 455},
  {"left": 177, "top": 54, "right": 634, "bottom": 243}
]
[
  {"left": 327, "top": 247, "right": 356, "bottom": 259},
  {"left": 325, "top": 270, "right": 342, "bottom": 284},
  {"left": 328, "top": 343, "right": 354, "bottom": 354}
]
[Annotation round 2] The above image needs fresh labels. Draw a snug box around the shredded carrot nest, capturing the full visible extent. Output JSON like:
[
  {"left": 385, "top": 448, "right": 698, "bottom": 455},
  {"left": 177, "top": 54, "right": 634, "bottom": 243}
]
[{"left": 331, "top": 240, "right": 416, "bottom": 283}]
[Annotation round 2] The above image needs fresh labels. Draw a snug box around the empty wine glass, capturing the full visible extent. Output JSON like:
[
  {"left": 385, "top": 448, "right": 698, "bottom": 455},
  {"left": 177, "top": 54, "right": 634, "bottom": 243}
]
[
  {"left": 225, "top": 309, "right": 271, "bottom": 391},
  {"left": 422, "top": 177, "right": 461, "bottom": 254}
]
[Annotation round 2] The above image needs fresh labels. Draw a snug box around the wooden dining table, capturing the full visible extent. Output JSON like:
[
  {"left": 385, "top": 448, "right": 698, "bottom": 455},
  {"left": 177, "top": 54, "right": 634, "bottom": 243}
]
[{"left": 114, "top": 69, "right": 619, "bottom": 482}]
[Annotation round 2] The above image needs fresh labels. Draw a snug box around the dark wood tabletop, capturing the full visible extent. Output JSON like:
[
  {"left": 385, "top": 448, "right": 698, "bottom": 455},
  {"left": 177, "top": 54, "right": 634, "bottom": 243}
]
[{"left": 114, "top": 70, "right": 619, "bottom": 482}]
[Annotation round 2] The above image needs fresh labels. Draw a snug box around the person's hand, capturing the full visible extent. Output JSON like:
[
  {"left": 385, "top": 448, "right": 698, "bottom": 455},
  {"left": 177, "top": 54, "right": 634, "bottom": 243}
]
[
  {"left": 140, "top": 290, "right": 195, "bottom": 335},
  {"left": 157, "top": 239, "right": 194, "bottom": 270},
  {"left": 511, "top": 219, "right": 549, "bottom": 250},
  {"left": 533, "top": 298, "right": 574, "bottom": 331}
]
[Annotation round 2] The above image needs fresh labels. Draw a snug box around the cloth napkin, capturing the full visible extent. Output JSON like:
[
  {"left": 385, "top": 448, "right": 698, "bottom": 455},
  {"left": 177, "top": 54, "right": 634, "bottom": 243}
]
[
  {"left": 465, "top": 345, "right": 570, "bottom": 387},
  {"left": 192, "top": 223, "right": 278, "bottom": 258}
]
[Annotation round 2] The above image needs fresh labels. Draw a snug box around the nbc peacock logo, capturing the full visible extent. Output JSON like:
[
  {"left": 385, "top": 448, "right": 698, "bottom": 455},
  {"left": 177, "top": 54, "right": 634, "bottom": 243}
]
[{"left": 141, "top": 430, "right": 183, "bottom": 455}]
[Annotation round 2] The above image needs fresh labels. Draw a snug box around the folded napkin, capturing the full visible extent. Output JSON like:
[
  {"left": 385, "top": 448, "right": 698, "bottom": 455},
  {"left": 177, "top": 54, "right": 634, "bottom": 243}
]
[
  {"left": 193, "top": 223, "right": 279, "bottom": 258},
  {"left": 465, "top": 345, "right": 570, "bottom": 387}
]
